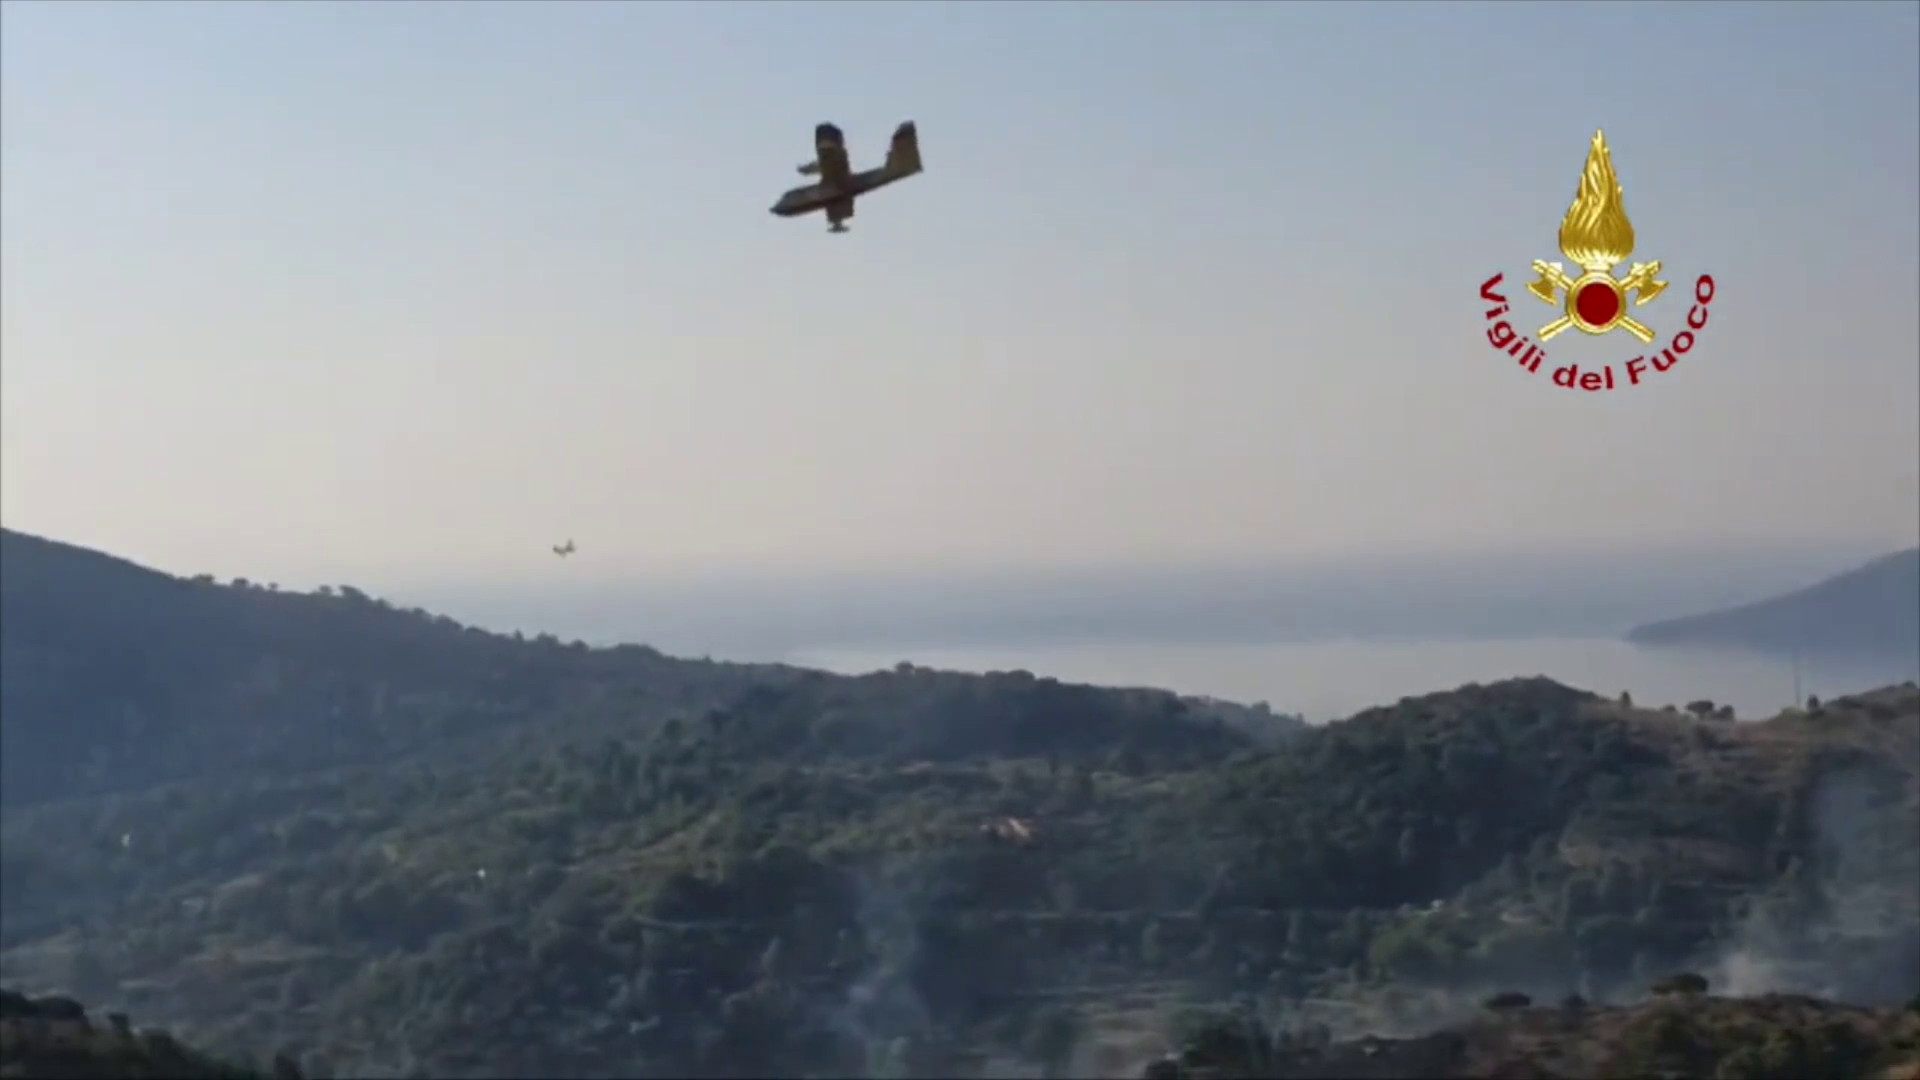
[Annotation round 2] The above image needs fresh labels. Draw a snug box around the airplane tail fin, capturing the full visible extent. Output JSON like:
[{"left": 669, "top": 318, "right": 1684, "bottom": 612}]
[{"left": 885, "top": 121, "right": 921, "bottom": 176}]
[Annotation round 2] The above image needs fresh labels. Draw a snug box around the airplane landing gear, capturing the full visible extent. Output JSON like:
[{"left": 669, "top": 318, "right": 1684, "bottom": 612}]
[{"left": 828, "top": 223, "right": 849, "bottom": 234}]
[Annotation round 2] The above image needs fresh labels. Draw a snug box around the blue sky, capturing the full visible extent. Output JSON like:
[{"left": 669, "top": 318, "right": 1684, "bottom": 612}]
[{"left": 3, "top": 0, "right": 1915, "bottom": 584}]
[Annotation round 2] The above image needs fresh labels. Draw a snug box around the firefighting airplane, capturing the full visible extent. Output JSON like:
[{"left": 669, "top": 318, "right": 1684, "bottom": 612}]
[{"left": 770, "top": 122, "right": 923, "bottom": 233}]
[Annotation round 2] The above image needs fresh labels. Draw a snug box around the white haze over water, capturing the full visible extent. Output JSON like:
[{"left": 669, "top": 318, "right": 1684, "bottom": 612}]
[
  {"left": 786, "top": 638, "right": 1920, "bottom": 724},
  {"left": 390, "top": 545, "right": 1920, "bottom": 723}
]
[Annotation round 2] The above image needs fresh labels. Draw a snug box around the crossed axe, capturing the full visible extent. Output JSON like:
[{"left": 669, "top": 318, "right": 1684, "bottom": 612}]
[{"left": 1526, "top": 260, "right": 1668, "bottom": 344}]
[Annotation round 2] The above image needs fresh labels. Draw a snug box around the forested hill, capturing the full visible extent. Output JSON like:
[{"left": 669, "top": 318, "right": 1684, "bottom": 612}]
[
  {"left": 0, "top": 528, "right": 1294, "bottom": 808},
  {"left": 6, "top": 527, "right": 1916, "bottom": 1078},
  {"left": 1626, "top": 547, "right": 1920, "bottom": 660}
]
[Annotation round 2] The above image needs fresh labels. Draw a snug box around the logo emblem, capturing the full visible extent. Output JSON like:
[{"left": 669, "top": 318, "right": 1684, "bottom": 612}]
[
  {"left": 1528, "top": 130, "right": 1666, "bottom": 343},
  {"left": 1479, "top": 130, "right": 1717, "bottom": 392}
]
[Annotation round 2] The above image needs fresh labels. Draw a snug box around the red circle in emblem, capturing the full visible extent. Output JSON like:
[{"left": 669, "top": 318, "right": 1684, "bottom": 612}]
[{"left": 1574, "top": 281, "right": 1621, "bottom": 327}]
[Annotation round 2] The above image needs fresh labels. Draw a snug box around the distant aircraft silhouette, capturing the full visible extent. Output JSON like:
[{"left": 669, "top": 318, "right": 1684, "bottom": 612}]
[
  {"left": 770, "top": 121, "right": 923, "bottom": 233},
  {"left": 552, "top": 540, "right": 576, "bottom": 558}
]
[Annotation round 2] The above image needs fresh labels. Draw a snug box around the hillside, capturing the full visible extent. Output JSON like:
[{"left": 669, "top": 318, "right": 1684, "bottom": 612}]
[
  {"left": 1153, "top": 985, "right": 1920, "bottom": 1078},
  {"left": 0, "top": 528, "right": 1292, "bottom": 809},
  {"left": 1626, "top": 548, "right": 1920, "bottom": 661},
  {"left": 5, "top": 679, "right": 1913, "bottom": 1076},
  {"left": 1, "top": 530, "right": 1916, "bottom": 1077},
  {"left": 0, "top": 988, "right": 289, "bottom": 1079}
]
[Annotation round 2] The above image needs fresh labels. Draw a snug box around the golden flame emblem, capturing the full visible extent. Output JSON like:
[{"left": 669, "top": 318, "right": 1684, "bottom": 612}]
[
  {"left": 1526, "top": 130, "right": 1668, "bottom": 343},
  {"left": 1558, "top": 129, "right": 1636, "bottom": 272}
]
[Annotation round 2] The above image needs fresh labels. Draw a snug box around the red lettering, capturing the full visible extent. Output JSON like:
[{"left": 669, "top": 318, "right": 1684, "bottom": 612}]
[{"left": 1479, "top": 273, "right": 1715, "bottom": 390}]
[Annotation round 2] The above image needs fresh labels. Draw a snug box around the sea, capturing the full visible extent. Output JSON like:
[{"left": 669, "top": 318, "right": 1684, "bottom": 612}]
[{"left": 783, "top": 636, "right": 1920, "bottom": 724}]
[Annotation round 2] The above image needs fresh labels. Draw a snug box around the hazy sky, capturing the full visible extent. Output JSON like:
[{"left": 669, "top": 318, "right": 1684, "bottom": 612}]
[{"left": 4, "top": 0, "right": 1916, "bottom": 586}]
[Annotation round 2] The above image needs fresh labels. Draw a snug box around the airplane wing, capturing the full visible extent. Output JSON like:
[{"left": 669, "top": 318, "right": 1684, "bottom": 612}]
[{"left": 814, "top": 123, "right": 852, "bottom": 188}]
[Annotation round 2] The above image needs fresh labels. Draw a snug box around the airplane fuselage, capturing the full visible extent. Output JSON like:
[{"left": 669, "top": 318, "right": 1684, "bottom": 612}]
[{"left": 769, "top": 167, "right": 909, "bottom": 218}]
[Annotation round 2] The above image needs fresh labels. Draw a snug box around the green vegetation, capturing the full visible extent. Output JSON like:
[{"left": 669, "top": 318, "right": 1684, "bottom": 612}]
[
  {"left": 1155, "top": 990, "right": 1920, "bottom": 1078},
  {"left": 0, "top": 529, "right": 1287, "bottom": 811},
  {"left": 2, "top": 528, "right": 1917, "bottom": 1078}
]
